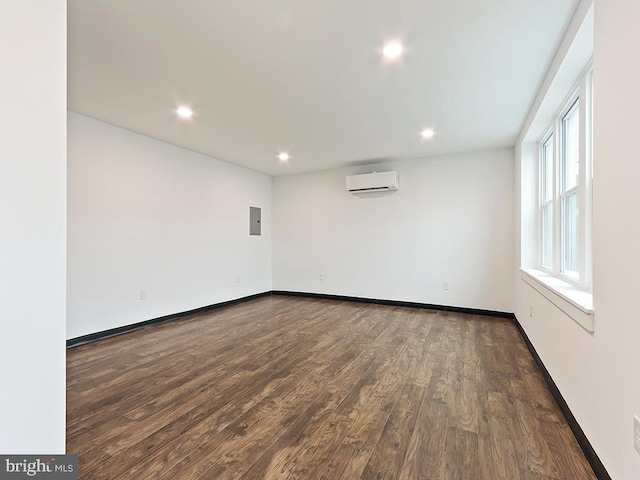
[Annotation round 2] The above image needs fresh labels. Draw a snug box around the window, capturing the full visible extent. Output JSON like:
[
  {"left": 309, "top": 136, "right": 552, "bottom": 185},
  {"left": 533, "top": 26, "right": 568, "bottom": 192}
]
[
  {"left": 538, "top": 69, "right": 592, "bottom": 290},
  {"left": 541, "top": 134, "right": 554, "bottom": 269},
  {"left": 561, "top": 98, "right": 579, "bottom": 277}
]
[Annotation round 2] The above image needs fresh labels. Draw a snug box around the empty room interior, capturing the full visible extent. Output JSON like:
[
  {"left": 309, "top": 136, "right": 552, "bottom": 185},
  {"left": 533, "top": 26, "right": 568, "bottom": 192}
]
[{"left": 2, "top": 0, "right": 639, "bottom": 479}]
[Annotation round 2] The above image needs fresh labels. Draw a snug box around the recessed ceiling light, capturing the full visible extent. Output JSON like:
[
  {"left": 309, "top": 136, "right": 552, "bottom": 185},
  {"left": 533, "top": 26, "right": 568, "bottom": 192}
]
[
  {"left": 176, "top": 106, "right": 193, "bottom": 119},
  {"left": 382, "top": 41, "right": 404, "bottom": 60},
  {"left": 420, "top": 128, "right": 435, "bottom": 139},
  {"left": 278, "top": 152, "right": 290, "bottom": 162}
]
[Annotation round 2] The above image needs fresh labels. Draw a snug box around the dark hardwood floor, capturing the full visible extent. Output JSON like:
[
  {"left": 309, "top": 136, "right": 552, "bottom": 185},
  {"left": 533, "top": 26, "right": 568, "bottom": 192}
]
[{"left": 67, "top": 296, "right": 596, "bottom": 479}]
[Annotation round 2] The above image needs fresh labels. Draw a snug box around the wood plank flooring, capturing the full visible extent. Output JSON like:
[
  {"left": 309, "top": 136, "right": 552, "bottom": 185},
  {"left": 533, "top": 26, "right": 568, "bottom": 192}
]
[{"left": 67, "top": 296, "right": 596, "bottom": 479}]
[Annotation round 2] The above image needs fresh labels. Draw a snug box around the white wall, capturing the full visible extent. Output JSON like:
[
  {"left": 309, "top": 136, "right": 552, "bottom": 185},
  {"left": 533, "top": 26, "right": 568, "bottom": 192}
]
[
  {"left": 515, "top": 1, "right": 640, "bottom": 478},
  {"left": 67, "top": 113, "right": 272, "bottom": 339},
  {"left": 273, "top": 149, "right": 514, "bottom": 313},
  {"left": 0, "top": 1, "right": 67, "bottom": 453}
]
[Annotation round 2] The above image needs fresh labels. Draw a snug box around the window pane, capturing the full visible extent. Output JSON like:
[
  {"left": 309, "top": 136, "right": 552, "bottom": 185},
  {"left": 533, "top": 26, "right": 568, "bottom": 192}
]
[
  {"left": 542, "top": 202, "right": 553, "bottom": 268},
  {"left": 542, "top": 135, "right": 553, "bottom": 202},
  {"left": 562, "top": 190, "right": 579, "bottom": 274},
  {"left": 562, "top": 100, "right": 580, "bottom": 192}
]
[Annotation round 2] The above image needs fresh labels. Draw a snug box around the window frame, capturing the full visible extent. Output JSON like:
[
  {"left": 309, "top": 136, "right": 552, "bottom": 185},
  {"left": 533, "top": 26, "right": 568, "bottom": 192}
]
[{"left": 537, "top": 66, "right": 593, "bottom": 291}]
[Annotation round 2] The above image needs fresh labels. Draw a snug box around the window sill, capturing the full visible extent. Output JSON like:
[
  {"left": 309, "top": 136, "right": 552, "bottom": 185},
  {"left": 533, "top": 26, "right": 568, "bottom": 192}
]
[{"left": 520, "top": 268, "right": 594, "bottom": 333}]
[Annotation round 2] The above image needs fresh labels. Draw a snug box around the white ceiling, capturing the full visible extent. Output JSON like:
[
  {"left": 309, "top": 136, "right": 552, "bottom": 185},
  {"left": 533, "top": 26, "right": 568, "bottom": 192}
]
[{"left": 68, "top": 0, "right": 579, "bottom": 176}]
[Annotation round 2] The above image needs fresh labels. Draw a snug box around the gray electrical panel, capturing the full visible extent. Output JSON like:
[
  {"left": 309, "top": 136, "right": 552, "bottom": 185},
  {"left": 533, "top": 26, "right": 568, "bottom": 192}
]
[{"left": 249, "top": 206, "right": 261, "bottom": 236}]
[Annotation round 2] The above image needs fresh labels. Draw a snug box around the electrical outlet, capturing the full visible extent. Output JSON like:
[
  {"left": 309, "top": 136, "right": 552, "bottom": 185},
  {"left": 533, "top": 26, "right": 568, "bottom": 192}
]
[
  {"left": 140, "top": 290, "right": 146, "bottom": 301},
  {"left": 634, "top": 415, "right": 640, "bottom": 454},
  {"left": 319, "top": 273, "right": 325, "bottom": 281},
  {"left": 443, "top": 281, "right": 449, "bottom": 290}
]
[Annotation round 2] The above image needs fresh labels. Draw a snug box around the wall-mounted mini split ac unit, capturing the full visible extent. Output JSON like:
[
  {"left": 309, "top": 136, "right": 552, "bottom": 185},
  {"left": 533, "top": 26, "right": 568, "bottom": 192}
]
[{"left": 345, "top": 171, "right": 399, "bottom": 193}]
